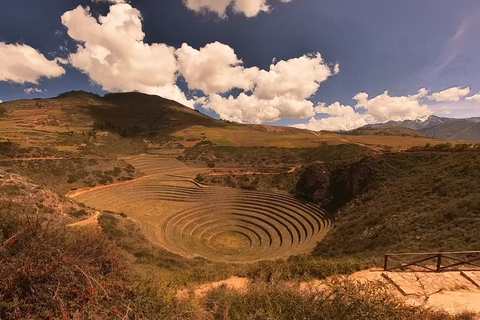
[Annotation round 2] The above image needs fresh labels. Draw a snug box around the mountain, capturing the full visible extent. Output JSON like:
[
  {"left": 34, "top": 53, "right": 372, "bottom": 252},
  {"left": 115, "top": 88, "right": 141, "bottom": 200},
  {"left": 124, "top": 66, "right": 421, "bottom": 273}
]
[{"left": 363, "top": 115, "right": 480, "bottom": 142}]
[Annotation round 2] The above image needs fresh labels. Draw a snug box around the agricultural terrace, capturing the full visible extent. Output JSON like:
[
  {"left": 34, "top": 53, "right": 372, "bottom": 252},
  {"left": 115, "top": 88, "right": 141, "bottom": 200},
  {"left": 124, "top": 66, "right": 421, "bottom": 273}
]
[{"left": 71, "top": 155, "right": 331, "bottom": 262}]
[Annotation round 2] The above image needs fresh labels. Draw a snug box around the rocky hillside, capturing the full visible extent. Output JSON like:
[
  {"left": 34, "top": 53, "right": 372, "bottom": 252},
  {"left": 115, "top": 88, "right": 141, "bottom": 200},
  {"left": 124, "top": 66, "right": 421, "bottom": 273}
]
[{"left": 0, "top": 168, "right": 93, "bottom": 220}]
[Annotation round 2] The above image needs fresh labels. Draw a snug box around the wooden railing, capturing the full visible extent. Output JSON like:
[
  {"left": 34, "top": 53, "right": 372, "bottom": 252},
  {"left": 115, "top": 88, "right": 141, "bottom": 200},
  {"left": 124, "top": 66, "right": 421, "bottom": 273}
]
[{"left": 384, "top": 251, "right": 480, "bottom": 272}]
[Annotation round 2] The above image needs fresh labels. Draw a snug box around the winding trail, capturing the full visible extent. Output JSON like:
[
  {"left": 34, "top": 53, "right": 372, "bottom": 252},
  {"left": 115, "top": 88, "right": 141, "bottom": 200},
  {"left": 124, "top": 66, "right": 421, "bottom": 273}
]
[{"left": 67, "top": 211, "right": 100, "bottom": 227}]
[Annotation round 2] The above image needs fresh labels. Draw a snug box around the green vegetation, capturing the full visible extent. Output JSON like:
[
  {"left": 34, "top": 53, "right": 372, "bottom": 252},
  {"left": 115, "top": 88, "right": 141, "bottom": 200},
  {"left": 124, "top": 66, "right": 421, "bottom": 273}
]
[
  {"left": 315, "top": 151, "right": 480, "bottom": 257},
  {"left": 0, "top": 145, "right": 139, "bottom": 193},
  {"left": 346, "top": 125, "right": 426, "bottom": 138},
  {"left": 183, "top": 142, "right": 373, "bottom": 168}
]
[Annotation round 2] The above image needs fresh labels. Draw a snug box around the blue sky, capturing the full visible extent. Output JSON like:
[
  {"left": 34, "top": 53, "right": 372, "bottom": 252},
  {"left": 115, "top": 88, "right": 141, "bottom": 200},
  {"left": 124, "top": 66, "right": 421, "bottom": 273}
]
[{"left": 1, "top": 0, "right": 480, "bottom": 130}]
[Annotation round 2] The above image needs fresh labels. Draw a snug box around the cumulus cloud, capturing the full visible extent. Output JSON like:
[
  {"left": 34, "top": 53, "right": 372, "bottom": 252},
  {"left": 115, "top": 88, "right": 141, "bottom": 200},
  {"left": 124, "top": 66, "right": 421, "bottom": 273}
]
[
  {"left": 204, "top": 93, "right": 315, "bottom": 124},
  {"left": 177, "top": 42, "right": 258, "bottom": 94},
  {"left": 196, "top": 52, "right": 336, "bottom": 123},
  {"left": 294, "top": 102, "right": 373, "bottom": 131},
  {"left": 0, "top": 42, "right": 65, "bottom": 84},
  {"left": 183, "top": 0, "right": 290, "bottom": 18},
  {"left": 254, "top": 54, "right": 335, "bottom": 100},
  {"left": 292, "top": 89, "right": 432, "bottom": 131},
  {"left": 176, "top": 41, "right": 335, "bottom": 123},
  {"left": 24, "top": 87, "right": 43, "bottom": 94},
  {"left": 354, "top": 88, "right": 431, "bottom": 123},
  {"left": 292, "top": 113, "right": 372, "bottom": 132},
  {"left": 466, "top": 93, "right": 480, "bottom": 102},
  {"left": 429, "top": 86, "right": 471, "bottom": 102},
  {"left": 61, "top": 3, "right": 194, "bottom": 108}
]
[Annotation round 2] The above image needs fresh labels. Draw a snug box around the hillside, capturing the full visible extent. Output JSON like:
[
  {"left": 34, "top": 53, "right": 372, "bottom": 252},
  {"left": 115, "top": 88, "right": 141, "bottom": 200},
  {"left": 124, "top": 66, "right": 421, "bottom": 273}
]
[
  {"left": 312, "top": 151, "right": 480, "bottom": 256},
  {"left": 346, "top": 126, "right": 425, "bottom": 138},
  {"left": 420, "top": 120, "right": 480, "bottom": 141}
]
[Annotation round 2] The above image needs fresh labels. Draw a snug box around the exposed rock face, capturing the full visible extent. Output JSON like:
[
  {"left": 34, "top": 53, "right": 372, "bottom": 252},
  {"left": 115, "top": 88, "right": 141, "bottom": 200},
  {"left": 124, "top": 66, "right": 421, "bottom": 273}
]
[
  {"left": 296, "top": 162, "right": 330, "bottom": 204},
  {"left": 328, "top": 159, "right": 375, "bottom": 211},
  {"left": 296, "top": 158, "right": 375, "bottom": 212}
]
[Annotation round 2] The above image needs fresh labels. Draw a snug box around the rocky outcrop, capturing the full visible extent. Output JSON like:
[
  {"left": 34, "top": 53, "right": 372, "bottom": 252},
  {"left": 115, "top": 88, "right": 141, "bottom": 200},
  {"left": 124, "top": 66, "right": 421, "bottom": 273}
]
[
  {"left": 296, "top": 157, "right": 376, "bottom": 212},
  {"left": 296, "top": 162, "right": 330, "bottom": 204}
]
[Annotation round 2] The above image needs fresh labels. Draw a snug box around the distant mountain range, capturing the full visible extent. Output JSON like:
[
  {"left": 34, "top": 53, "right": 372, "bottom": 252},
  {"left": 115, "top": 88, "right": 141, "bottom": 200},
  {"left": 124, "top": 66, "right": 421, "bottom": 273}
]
[{"left": 362, "top": 115, "right": 480, "bottom": 142}]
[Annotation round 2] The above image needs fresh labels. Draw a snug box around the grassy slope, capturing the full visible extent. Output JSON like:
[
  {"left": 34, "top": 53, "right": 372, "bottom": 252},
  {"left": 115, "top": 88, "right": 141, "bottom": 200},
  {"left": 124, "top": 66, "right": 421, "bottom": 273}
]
[
  {"left": 315, "top": 151, "right": 480, "bottom": 257},
  {"left": 347, "top": 125, "right": 426, "bottom": 137}
]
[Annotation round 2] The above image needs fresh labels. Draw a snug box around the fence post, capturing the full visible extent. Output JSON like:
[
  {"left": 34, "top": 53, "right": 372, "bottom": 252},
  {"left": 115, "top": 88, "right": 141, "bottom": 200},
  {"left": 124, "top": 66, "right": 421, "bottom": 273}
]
[
  {"left": 436, "top": 254, "right": 442, "bottom": 272},
  {"left": 384, "top": 255, "right": 388, "bottom": 271}
]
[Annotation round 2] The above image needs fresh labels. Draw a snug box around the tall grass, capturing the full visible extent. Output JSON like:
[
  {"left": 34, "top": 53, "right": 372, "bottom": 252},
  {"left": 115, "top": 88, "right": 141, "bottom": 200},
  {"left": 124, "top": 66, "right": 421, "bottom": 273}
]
[{"left": 174, "top": 279, "right": 474, "bottom": 320}]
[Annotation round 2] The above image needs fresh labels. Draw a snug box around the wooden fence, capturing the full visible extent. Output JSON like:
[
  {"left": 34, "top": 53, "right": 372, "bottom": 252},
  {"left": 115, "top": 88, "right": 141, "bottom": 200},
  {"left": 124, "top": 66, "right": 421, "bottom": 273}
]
[{"left": 384, "top": 251, "right": 480, "bottom": 272}]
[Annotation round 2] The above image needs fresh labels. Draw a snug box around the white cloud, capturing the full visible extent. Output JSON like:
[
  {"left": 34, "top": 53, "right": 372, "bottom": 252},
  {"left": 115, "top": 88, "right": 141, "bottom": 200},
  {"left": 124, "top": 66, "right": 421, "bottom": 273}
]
[
  {"left": 0, "top": 42, "right": 65, "bottom": 84},
  {"left": 61, "top": 3, "right": 194, "bottom": 108},
  {"left": 429, "top": 86, "right": 471, "bottom": 102},
  {"left": 254, "top": 53, "right": 333, "bottom": 100},
  {"left": 196, "top": 52, "right": 336, "bottom": 123},
  {"left": 354, "top": 88, "right": 431, "bottom": 123},
  {"left": 204, "top": 93, "right": 315, "bottom": 124},
  {"left": 183, "top": 0, "right": 290, "bottom": 18},
  {"left": 314, "top": 101, "right": 357, "bottom": 117},
  {"left": 293, "top": 101, "right": 373, "bottom": 131},
  {"left": 177, "top": 42, "right": 335, "bottom": 123},
  {"left": 292, "top": 113, "right": 372, "bottom": 132},
  {"left": 466, "top": 93, "right": 480, "bottom": 102},
  {"left": 291, "top": 89, "right": 432, "bottom": 131},
  {"left": 24, "top": 87, "right": 43, "bottom": 94},
  {"left": 177, "top": 42, "right": 258, "bottom": 94}
]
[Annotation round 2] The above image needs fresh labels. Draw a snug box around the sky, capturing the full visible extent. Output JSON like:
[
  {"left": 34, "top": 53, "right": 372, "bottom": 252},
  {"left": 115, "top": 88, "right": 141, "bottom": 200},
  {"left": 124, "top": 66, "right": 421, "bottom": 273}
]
[{"left": 1, "top": 0, "right": 480, "bottom": 131}]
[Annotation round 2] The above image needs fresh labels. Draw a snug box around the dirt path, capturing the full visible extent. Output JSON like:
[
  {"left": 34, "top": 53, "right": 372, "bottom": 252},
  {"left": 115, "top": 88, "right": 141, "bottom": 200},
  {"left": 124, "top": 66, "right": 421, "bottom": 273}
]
[
  {"left": 177, "top": 277, "right": 250, "bottom": 299},
  {"left": 66, "top": 175, "right": 151, "bottom": 198},
  {"left": 67, "top": 211, "right": 100, "bottom": 227}
]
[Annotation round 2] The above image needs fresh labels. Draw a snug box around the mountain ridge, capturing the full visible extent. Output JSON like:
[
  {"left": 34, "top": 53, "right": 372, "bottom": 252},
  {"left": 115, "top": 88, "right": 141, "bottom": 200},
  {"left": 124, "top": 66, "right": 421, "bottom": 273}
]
[{"left": 359, "top": 115, "right": 480, "bottom": 142}]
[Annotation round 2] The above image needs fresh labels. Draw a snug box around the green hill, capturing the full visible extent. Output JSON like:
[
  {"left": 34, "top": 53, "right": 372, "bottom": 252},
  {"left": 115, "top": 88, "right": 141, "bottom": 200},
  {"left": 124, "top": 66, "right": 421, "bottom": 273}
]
[
  {"left": 313, "top": 151, "right": 480, "bottom": 257},
  {"left": 346, "top": 125, "right": 425, "bottom": 138}
]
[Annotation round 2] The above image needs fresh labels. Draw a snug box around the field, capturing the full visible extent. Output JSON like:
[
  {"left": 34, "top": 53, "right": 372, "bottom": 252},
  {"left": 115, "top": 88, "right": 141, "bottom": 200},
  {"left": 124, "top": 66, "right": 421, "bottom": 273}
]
[{"left": 71, "top": 155, "right": 331, "bottom": 262}]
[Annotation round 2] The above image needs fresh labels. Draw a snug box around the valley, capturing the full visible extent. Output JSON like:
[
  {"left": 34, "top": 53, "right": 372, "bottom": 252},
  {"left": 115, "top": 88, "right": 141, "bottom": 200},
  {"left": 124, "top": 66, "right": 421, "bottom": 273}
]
[{"left": 1, "top": 92, "right": 479, "bottom": 319}]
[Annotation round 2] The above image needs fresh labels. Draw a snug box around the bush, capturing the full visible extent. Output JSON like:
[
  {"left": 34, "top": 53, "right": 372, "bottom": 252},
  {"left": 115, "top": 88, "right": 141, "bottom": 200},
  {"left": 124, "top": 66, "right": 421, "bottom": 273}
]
[{"left": 0, "top": 203, "right": 167, "bottom": 319}]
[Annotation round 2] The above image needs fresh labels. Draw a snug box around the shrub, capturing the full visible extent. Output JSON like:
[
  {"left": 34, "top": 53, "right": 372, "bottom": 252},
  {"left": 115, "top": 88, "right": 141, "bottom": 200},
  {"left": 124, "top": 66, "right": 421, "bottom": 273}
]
[{"left": 0, "top": 203, "right": 167, "bottom": 319}]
